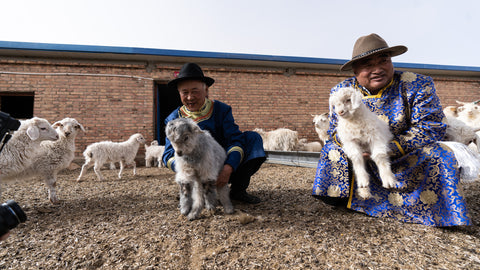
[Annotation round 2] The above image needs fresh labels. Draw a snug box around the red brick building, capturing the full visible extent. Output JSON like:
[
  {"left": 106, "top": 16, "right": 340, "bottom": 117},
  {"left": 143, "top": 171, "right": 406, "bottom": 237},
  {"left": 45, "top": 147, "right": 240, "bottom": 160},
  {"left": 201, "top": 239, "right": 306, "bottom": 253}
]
[{"left": 0, "top": 41, "right": 479, "bottom": 160}]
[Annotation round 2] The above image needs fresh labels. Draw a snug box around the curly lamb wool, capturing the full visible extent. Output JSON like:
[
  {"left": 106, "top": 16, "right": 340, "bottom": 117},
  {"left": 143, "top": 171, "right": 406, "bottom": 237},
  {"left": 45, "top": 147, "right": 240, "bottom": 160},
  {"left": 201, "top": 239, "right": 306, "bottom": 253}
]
[{"left": 0, "top": 117, "right": 59, "bottom": 181}]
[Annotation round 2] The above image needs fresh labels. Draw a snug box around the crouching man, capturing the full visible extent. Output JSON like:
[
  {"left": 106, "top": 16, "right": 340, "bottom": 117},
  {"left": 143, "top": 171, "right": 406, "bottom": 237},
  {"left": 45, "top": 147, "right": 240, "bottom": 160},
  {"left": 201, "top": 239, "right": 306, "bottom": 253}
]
[{"left": 162, "top": 63, "right": 266, "bottom": 204}]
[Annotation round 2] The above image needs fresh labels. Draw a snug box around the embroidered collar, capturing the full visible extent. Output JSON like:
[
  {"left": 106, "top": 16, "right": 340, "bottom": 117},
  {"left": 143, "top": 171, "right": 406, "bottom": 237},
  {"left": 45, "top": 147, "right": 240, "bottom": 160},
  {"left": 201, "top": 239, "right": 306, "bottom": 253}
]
[
  {"left": 179, "top": 98, "right": 214, "bottom": 123},
  {"left": 354, "top": 78, "right": 394, "bottom": 98}
]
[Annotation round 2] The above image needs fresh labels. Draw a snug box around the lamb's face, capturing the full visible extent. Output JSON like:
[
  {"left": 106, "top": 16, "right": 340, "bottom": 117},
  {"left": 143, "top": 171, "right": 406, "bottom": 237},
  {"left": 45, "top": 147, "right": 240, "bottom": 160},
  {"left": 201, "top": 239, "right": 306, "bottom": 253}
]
[
  {"left": 23, "top": 117, "right": 59, "bottom": 141},
  {"left": 134, "top": 134, "right": 147, "bottom": 144},
  {"left": 313, "top": 113, "right": 329, "bottom": 128},
  {"left": 166, "top": 118, "right": 201, "bottom": 157},
  {"left": 457, "top": 102, "right": 480, "bottom": 120},
  {"left": 53, "top": 118, "right": 85, "bottom": 138},
  {"left": 329, "top": 87, "right": 363, "bottom": 120}
]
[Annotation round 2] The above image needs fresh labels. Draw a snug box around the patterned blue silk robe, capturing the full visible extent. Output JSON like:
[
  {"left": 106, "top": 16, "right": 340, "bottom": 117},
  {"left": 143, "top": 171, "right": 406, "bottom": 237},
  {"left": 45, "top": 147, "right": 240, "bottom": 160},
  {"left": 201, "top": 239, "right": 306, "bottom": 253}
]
[
  {"left": 162, "top": 98, "right": 265, "bottom": 173},
  {"left": 312, "top": 71, "right": 472, "bottom": 226}
]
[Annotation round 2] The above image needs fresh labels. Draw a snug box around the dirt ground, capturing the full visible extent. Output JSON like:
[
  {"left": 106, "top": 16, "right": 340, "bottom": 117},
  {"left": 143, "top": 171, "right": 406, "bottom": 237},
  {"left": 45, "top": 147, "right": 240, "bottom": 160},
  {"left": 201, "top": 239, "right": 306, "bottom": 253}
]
[{"left": 0, "top": 163, "right": 480, "bottom": 269}]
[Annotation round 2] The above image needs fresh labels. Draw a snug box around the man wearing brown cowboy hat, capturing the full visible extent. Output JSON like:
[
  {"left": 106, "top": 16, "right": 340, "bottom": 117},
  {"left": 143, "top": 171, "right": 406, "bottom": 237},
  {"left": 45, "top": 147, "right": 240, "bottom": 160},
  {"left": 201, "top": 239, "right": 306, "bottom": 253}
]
[
  {"left": 312, "top": 33, "right": 472, "bottom": 226},
  {"left": 163, "top": 63, "right": 266, "bottom": 204}
]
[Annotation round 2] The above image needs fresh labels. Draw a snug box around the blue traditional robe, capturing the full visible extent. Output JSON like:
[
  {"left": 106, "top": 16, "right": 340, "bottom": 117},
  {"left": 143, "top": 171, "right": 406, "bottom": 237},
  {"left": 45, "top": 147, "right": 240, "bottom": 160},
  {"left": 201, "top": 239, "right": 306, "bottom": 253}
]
[
  {"left": 312, "top": 71, "right": 472, "bottom": 226},
  {"left": 162, "top": 98, "right": 265, "bottom": 173}
]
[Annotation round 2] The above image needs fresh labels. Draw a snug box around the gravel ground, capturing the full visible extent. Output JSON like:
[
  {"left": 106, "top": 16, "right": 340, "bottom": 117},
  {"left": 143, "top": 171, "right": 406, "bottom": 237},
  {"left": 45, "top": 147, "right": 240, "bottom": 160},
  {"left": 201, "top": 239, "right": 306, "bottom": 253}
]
[{"left": 0, "top": 163, "right": 480, "bottom": 269}]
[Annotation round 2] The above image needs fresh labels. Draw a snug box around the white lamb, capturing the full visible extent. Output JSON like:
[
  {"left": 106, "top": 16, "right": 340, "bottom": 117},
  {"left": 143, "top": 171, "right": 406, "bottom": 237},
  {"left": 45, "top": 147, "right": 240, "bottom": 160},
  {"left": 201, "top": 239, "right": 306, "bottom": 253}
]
[
  {"left": 330, "top": 86, "right": 398, "bottom": 199},
  {"left": 297, "top": 138, "right": 323, "bottom": 152},
  {"left": 166, "top": 118, "right": 233, "bottom": 220},
  {"left": 443, "top": 105, "right": 458, "bottom": 118},
  {"left": 312, "top": 113, "right": 330, "bottom": 144},
  {"left": 456, "top": 100, "right": 480, "bottom": 128},
  {"left": 77, "top": 133, "right": 146, "bottom": 181},
  {"left": 145, "top": 140, "right": 165, "bottom": 168},
  {"left": 0, "top": 117, "right": 59, "bottom": 182},
  {"left": 444, "top": 116, "right": 480, "bottom": 152},
  {"left": 254, "top": 128, "right": 299, "bottom": 151},
  {"left": 13, "top": 118, "right": 85, "bottom": 203}
]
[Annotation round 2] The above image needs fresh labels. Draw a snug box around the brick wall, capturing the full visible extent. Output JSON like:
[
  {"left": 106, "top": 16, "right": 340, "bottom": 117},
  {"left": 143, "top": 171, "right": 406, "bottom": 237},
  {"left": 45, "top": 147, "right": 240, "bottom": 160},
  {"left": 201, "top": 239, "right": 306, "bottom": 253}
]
[{"left": 0, "top": 58, "right": 479, "bottom": 160}]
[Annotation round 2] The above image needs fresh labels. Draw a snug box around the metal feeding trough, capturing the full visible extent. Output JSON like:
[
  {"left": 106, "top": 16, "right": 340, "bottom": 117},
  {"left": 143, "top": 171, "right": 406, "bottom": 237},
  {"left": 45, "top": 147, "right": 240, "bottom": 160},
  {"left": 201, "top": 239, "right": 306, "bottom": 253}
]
[{"left": 265, "top": 150, "right": 320, "bottom": 168}]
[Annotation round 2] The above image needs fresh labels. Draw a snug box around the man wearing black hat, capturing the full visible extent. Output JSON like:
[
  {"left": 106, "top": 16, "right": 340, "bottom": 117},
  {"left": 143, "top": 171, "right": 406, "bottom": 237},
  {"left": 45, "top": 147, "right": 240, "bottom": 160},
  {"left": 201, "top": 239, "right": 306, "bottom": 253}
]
[
  {"left": 162, "top": 63, "right": 266, "bottom": 204},
  {"left": 312, "top": 33, "right": 472, "bottom": 226}
]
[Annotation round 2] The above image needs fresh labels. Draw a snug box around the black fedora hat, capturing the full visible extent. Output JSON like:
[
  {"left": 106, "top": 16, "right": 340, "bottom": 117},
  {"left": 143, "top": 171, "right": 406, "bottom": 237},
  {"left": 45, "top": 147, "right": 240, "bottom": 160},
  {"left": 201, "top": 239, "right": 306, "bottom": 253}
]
[{"left": 168, "top": 63, "right": 215, "bottom": 88}]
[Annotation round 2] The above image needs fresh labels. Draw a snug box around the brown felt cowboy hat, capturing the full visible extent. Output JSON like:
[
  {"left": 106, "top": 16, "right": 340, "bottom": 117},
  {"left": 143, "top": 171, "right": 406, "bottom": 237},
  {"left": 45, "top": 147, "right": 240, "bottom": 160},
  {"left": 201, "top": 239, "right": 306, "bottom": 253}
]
[
  {"left": 168, "top": 63, "right": 215, "bottom": 89},
  {"left": 340, "top": 33, "right": 408, "bottom": 71}
]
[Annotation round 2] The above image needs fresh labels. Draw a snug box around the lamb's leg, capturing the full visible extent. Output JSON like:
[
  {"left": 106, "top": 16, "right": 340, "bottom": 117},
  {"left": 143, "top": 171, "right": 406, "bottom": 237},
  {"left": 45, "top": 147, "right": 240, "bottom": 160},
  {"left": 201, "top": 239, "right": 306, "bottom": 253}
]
[
  {"left": 145, "top": 157, "right": 152, "bottom": 168},
  {"left": 77, "top": 159, "right": 93, "bottom": 182},
  {"left": 45, "top": 174, "right": 59, "bottom": 204},
  {"left": 178, "top": 182, "right": 192, "bottom": 216},
  {"left": 217, "top": 184, "right": 234, "bottom": 214},
  {"left": 93, "top": 161, "right": 106, "bottom": 181},
  {"left": 346, "top": 145, "right": 372, "bottom": 199},
  {"left": 118, "top": 161, "right": 125, "bottom": 179},
  {"left": 187, "top": 181, "right": 205, "bottom": 221},
  {"left": 204, "top": 181, "right": 218, "bottom": 211},
  {"left": 371, "top": 146, "right": 398, "bottom": 189}
]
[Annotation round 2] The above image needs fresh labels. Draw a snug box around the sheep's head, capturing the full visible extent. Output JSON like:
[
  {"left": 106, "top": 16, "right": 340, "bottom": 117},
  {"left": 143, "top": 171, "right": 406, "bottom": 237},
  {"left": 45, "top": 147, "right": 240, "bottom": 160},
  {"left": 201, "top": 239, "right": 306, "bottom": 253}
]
[
  {"left": 52, "top": 118, "right": 85, "bottom": 138},
  {"left": 443, "top": 106, "right": 458, "bottom": 118},
  {"left": 312, "top": 113, "right": 329, "bottom": 128},
  {"left": 456, "top": 100, "right": 480, "bottom": 120},
  {"left": 21, "top": 117, "right": 59, "bottom": 141},
  {"left": 166, "top": 118, "right": 203, "bottom": 157},
  {"left": 130, "top": 133, "right": 146, "bottom": 145},
  {"left": 329, "top": 87, "right": 363, "bottom": 119}
]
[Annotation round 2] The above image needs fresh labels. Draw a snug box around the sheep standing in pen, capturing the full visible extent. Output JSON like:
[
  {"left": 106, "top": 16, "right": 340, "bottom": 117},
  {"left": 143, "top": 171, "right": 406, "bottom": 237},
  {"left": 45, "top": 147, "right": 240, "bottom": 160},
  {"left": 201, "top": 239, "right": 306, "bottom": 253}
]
[
  {"left": 13, "top": 118, "right": 84, "bottom": 203},
  {"left": 254, "top": 128, "right": 299, "bottom": 151},
  {"left": 166, "top": 118, "right": 233, "bottom": 221},
  {"left": 330, "top": 87, "right": 398, "bottom": 199},
  {"left": 0, "top": 117, "right": 59, "bottom": 182},
  {"left": 77, "top": 133, "right": 146, "bottom": 181},
  {"left": 312, "top": 113, "right": 330, "bottom": 144},
  {"left": 145, "top": 140, "right": 165, "bottom": 168}
]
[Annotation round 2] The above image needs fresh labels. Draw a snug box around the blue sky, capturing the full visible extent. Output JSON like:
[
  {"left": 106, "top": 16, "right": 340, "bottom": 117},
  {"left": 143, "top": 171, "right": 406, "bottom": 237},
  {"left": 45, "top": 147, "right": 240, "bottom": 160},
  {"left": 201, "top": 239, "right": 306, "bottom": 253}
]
[{"left": 1, "top": 0, "right": 478, "bottom": 67}]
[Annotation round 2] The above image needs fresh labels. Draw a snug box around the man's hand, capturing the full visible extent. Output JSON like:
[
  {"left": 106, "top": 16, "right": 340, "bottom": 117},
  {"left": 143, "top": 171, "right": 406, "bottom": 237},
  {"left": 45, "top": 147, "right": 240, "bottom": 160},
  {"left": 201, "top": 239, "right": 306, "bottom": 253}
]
[{"left": 216, "top": 164, "right": 233, "bottom": 187}]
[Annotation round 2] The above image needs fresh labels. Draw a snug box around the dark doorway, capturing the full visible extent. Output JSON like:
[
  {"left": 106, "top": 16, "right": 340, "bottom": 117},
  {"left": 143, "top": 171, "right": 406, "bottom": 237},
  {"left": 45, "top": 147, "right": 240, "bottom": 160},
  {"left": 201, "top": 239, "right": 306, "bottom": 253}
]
[
  {"left": 155, "top": 83, "right": 181, "bottom": 145},
  {"left": 0, "top": 92, "right": 34, "bottom": 119}
]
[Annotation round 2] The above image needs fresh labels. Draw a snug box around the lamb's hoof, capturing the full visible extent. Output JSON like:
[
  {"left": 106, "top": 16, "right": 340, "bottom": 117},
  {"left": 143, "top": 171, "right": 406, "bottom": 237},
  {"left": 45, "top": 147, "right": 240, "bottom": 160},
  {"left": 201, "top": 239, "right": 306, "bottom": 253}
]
[
  {"left": 49, "top": 197, "right": 59, "bottom": 204},
  {"left": 382, "top": 178, "right": 399, "bottom": 189},
  {"left": 187, "top": 213, "right": 199, "bottom": 221},
  {"left": 357, "top": 187, "right": 371, "bottom": 200},
  {"left": 224, "top": 207, "right": 234, "bottom": 215}
]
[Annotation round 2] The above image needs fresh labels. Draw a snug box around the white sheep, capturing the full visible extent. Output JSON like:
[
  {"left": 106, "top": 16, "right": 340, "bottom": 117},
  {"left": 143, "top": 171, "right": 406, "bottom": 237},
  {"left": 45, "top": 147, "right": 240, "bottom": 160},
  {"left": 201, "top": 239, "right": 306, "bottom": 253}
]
[
  {"left": 443, "top": 105, "right": 458, "bottom": 118},
  {"left": 312, "top": 113, "right": 330, "bottom": 144},
  {"left": 0, "top": 117, "right": 59, "bottom": 181},
  {"left": 297, "top": 138, "right": 323, "bottom": 152},
  {"left": 456, "top": 100, "right": 480, "bottom": 128},
  {"left": 77, "top": 133, "right": 146, "bottom": 181},
  {"left": 444, "top": 116, "right": 480, "bottom": 152},
  {"left": 330, "top": 86, "right": 398, "bottom": 199},
  {"left": 14, "top": 118, "right": 85, "bottom": 203},
  {"left": 254, "top": 128, "right": 299, "bottom": 151},
  {"left": 145, "top": 140, "right": 165, "bottom": 168},
  {"left": 166, "top": 118, "right": 233, "bottom": 220}
]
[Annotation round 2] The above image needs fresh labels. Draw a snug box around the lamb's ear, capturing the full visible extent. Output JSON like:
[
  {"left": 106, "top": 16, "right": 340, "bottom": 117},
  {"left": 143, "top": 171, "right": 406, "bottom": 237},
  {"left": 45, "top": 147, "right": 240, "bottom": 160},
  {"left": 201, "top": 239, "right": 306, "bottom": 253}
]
[
  {"left": 193, "top": 124, "right": 203, "bottom": 134},
  {"left": 26, "top": 126, "right": 40, "bottom": 140},
  {"left": 77, "top": 123, "right": 85, "bottom": 132},
  {"left": 351, "top": 90, "right": 363, "bottom": 110},
  {"left": 456, "top": 100, "right": 465, "bottom": 105},
  {"left": 52, "top": 121, "right": 62, "bottom": 128}
]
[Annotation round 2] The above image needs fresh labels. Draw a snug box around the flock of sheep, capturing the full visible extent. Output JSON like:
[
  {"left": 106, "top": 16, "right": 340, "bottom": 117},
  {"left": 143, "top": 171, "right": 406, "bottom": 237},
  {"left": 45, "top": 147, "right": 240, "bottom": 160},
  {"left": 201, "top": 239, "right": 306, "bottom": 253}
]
[
  {"left": 1, "top": 98, "right": 479, "bottom": 205},
  {"left": 0, "top": 117, "right": 165, "bottom": 204}
]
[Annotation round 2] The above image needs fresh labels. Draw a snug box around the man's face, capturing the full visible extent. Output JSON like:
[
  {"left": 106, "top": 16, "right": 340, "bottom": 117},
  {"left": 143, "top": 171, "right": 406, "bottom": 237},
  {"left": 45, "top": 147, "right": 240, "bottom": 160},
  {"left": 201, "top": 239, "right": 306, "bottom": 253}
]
[
  {"left": 353, "top": 53, "right": 394, "bottom": 93},
  {"left": 177, "top": 80, "right": 208, "bottom": 112}
]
